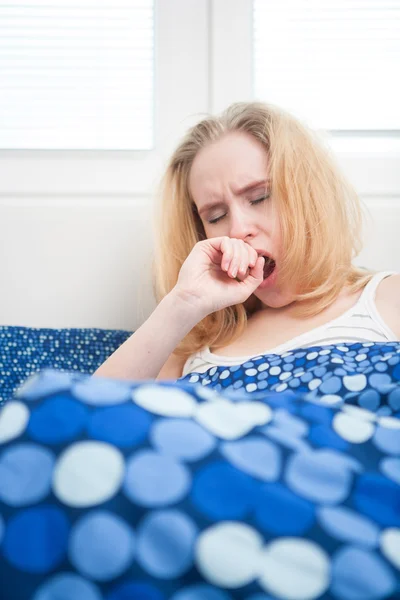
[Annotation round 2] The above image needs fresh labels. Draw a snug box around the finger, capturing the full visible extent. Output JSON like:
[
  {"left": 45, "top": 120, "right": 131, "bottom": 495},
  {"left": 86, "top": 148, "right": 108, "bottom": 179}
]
[
  {"left": 237, "top": 243, "right": 251, "bottom": 280},
  {"left": 247, "top": 245, "right": 258, "bottom": 269},
  {"left": 220, "top": 237, "right": 233, "bottom": 273},
  {"left": 229, "top": 239, "right": 241, "bottom": 278}
]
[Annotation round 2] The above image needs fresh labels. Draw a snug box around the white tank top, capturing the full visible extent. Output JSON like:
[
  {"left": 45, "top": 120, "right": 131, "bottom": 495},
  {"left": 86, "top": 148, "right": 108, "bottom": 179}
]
[{"left": 182, "top": 271, "right": 398, "bottom": 377}]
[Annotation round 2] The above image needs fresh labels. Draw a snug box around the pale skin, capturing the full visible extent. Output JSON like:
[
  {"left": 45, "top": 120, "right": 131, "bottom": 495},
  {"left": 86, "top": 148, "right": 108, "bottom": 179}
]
[
  {"left": 94, "top": 130, "right": 400, "bottom": 382},
  {"left": 188, "top": 131, "right": 400, "bottom": 358}
]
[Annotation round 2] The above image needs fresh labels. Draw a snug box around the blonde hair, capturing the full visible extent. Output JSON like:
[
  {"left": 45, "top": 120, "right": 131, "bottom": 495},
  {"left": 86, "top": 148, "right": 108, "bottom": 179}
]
[{"left": 152, "top": 101, "right": 373, "bottom": 360}]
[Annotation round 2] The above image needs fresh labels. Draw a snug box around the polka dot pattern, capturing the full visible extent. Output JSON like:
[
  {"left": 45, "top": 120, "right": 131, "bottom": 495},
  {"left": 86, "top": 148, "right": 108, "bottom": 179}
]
[{"left": 0, "top": 341, "right": 399, "bottom": 599}]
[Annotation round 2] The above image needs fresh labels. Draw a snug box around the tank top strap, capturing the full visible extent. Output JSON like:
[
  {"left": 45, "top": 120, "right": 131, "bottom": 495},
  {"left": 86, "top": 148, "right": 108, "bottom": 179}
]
[
  {"left": 358, "top": 271, "right": 397, "bottom": 309},
  {"left": 355, "top": 270, "right": 397, "bottom": 339}
]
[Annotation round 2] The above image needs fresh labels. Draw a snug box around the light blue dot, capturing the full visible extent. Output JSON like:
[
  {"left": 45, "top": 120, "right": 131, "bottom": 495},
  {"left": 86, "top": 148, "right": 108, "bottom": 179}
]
[
  {"left": 373, "top": 426, "right": 400, "bottom": 455},
  {"left": 137, "top": 510, "right": 197, "bottom": 578},
  {"left": 331, "top": 547, "right": 396, "bottom": 600},
  {"left": 191, "top": 461, "right": 257, "bottom": 520},
  {"left": 369, "top": 373, "right": 393, "bottom": 394},
  {"left": 288, "top": 378, "right": 301, "bottom": 388},
  {"left": 123, "top": 450, "right": 190, "bottom": 507},
  {"left": 69, "top": 511, "right": 135, "bottom": 581},
  {"left": 171, "top": 584, "right": 233, "bottom": 600},
  {"left": 380, "top": 458, "right": 400, "bottom": 485},
  {"left": 273, "top": 410, "right": 309, "bottom": 437},
  {"left": 87, "top": 404, "right": 152, "bottom": 447},
  {"left": 151, "top": 419, "right": 216, "bottom": 462},
  {"left": 0, "top": 444, "right": 55, "bottom": 506},
  {"left": 106, "top": 581, "right": 164, "bottom": 600},
  {"left": 285, "top": 449, "right": 353, "bottom": 504},
  {"left": 319, "top": 376, "right": 342, "bottom": 395},
  {"left": 4, "top": 506, "right": 69, "bottom": 573},
  {"left": 263, "top": 426, "right": 310, "bottom": 453},
  {"left": 33, "top": 573, "right": 102, "bottom": 600},
  {"left": 375, "top": 362, "right": 388, "bottom": 372},
  {"left": 388, "top": 388, "right": 400, "bottom": 411},
  {"left": 221, "top": 437, "right": 281, "bottom": 482},
  {"left": 358, "top": 390, "right": 380, "bottom": 412},
  {"left": 73, "top": 378, "right": 131, "bottom": 405},
  {"left": 16, "top": 370, "right": 72, "bottom": 402},
  {"left": 28, "top": 396, "right": 87, "bottom": 444},
  {"left": 318, "top": 507, "right": 379, "bottom": 547}
]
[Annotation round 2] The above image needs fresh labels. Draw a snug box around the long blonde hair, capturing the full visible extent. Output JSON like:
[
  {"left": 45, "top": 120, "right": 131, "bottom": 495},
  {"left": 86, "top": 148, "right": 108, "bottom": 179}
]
[{"left": 152, "top": 101, "right": 373, "bottom": 360}]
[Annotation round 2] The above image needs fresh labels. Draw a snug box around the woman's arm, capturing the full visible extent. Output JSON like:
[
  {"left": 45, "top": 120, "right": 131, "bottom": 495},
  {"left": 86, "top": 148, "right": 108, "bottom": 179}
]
[{"left": 92, "top": 290, "right": 203, "bottom": 381}]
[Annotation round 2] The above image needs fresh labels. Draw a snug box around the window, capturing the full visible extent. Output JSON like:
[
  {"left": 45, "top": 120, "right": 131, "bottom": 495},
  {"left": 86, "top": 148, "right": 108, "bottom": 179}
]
[
  {"left": 0, "top": 0, "right": 154, "bottom": 150},
  {"left": 253, "top": 0, "right": 400, "bottom": 131}
]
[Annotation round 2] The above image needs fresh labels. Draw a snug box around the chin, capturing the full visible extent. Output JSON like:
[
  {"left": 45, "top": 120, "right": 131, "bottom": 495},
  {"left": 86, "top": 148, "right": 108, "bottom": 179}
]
[{"left": 253, "top": 287, "right": 295, "bottom": 310}]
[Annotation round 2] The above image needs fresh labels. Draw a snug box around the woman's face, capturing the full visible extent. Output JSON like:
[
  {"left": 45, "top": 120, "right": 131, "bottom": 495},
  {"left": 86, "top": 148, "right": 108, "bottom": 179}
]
[{"left": 189, "top": 131, "right": 295, "bottom": 309}]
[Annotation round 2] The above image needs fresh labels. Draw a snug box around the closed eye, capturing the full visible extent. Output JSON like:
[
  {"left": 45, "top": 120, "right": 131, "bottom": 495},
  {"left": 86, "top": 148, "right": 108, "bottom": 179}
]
[{"left": 208, "top": 194, "right": 270, "bottom": 225}]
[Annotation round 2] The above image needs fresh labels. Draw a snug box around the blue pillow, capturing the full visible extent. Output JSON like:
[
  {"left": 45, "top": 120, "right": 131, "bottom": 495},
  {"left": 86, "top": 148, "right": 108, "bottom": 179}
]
[
  {"left": 0, "top": 367, "right": 399, "bottom": 600},
  {"left": 0, "top": 326, "right": 132, "bottom": 406}
]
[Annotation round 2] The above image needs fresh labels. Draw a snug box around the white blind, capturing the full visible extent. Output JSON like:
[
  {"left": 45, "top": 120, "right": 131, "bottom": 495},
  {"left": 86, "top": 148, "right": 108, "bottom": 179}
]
[
  {"left": 254, "top": 0, "right": 400, "bottom": 130},
  {"left": 0, "top": 0, "right": 154, "bottom": 150}
]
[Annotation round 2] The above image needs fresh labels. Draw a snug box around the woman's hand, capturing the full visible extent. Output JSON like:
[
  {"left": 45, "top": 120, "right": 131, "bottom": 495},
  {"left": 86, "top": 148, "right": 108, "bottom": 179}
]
[{"left": 173, "top": 236, "right": 265, "bottom": 317}]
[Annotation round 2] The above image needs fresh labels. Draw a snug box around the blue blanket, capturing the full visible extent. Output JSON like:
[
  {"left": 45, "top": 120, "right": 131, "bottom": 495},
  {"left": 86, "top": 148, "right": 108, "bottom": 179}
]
[{"left": 0, "top": 342, "right": 399, "bottom": 600}]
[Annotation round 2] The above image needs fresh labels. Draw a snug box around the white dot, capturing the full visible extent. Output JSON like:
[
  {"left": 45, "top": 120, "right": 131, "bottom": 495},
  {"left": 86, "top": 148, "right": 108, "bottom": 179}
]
[
  {"left": 333, "top": 413, "right": 374, "bottom": 443},
  {"left": 53, "top": 442, "right": 124, "bottom": 507},
  {"left": 342, "top": 405, "right": 376, "bottom": 422},
  {"left": 258, "top": 539, "right": 330, "bottom": 600},
  {"left": 306, "top": 352, "right": 318, "bottom": 360},
  {"left": 318, "top": 395, "right": 342, "bottom": 406},
  {"left": 276, "top": 384, "right": 288, "bottom": 392},
  {"left": 246, "top": 383, "right": 258, "bottom": 393},
  {"left": 270, "top": 367, "right": 281, "bottom": 375},
  {"left": 0, "top": 401, "right": 29, "bottom": 444},
  {"left": 343, "top": 375, "right": 367, "bottom": 392},
  {"left": 245, "top": 369, "right": 258, "bottom": 376},
  {"left": 380, "top": 529, "right": 400, "bottom": 570},
  {"left": 196, "top": 522, "right": 263, "bottom": 588},
  {"left": 308, "top": 379, "right": 322, "bottom": 391},
  {"left": 279, "top": 372, "right": 291, "bottom": 381},
  {"left": 258, "top": 363, "right": 269, "bottom": 372},
  {"left": 378, "top": 416, "right": 400, "bottom": 430},
  {"left": 133, "top": 385, "right": 196, "bottom": 417},
  {"left": 219, "top": 370, "right": 230, "bottom": 380},
  {"left": 195, "top": 400, "right": 272, "bottom": 440},
  {"left": 355, "top": 354, "right": 367, "bottom": 362}
]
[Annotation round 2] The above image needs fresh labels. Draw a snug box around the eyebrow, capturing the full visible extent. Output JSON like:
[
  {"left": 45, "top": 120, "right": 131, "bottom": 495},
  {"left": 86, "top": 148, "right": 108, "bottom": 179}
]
[{"left": 196, "top": 179, "right": 270, "bottom": 216}]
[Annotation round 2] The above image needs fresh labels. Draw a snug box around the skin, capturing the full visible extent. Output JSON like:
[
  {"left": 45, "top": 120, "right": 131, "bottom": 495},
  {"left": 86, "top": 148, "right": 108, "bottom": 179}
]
[
  {"left": 189, "top": 130, "right": 400, "bottom": 336},
  {"left": 189, "top": 130, "right": 295, "bottom": 310}
]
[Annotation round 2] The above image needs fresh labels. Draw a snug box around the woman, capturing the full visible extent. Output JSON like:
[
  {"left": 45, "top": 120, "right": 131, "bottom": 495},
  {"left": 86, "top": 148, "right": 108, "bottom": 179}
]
[{"left": 94, "top": 101, "right": 400, "bottom": 382}]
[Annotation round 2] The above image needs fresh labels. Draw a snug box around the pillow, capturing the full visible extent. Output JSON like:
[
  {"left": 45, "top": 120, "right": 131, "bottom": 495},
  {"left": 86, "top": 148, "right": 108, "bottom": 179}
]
[
  {"left": 0, "top": 368, "right": 399, "bottom": 600},
  {"left": 0, "top": 326, "right": 132, "bottom": 407}
]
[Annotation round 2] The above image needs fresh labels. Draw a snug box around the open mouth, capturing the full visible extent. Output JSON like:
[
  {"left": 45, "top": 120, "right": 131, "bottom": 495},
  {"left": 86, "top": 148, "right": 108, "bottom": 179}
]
[{"left": 262, "top": 256, "right": 276, "bottom": 279}]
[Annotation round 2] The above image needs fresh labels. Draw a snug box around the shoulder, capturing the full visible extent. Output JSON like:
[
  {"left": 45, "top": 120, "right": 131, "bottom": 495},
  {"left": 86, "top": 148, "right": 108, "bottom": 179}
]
[{"left": 375, "top": 273, "right": 400, "bottom": 337}]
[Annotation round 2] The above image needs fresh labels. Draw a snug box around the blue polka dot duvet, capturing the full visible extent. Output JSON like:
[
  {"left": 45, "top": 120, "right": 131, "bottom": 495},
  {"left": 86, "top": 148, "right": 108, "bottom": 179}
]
[{"left": 0, "top": 342, "right": 399, "bottom": 600}]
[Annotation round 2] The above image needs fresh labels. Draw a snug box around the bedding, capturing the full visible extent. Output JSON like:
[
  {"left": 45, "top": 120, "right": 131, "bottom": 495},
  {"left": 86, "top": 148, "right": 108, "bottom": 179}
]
[
  {"left": 0, "top": 342, "right": 399, "bottom": 600},
  {"left": 0, "top": 326, "right": 133, "bottom": 407}
]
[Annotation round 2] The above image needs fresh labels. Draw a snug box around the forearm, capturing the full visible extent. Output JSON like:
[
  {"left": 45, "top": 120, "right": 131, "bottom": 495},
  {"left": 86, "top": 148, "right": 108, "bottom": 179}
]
[{"left": 92, "top": 290, "right": 202, "bottom": 381}]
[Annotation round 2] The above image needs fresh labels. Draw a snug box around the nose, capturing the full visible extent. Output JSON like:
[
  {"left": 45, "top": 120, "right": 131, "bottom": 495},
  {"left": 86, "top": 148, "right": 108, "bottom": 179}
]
[{"left": 228, "top": 205, "right": 257, "bottom": 241}]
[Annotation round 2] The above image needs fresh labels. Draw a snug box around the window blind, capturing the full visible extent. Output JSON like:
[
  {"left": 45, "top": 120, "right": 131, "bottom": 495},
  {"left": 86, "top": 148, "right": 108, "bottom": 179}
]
[
  {"left": 253, "top": 0, "right": 400, "bottom": 131},
  {"left": 0, "top": 0, "right": 154, "bottom": 150}
]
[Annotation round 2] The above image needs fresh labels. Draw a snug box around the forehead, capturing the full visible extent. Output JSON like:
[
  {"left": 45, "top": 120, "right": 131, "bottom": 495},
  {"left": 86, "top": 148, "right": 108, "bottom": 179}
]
[{"left": 189, "top": 131, "right": 269, "bottom": 199}]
